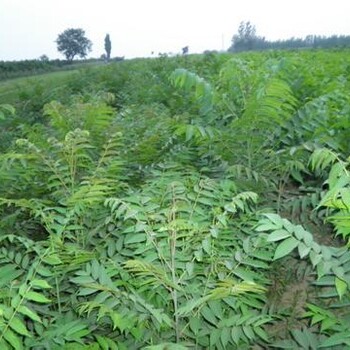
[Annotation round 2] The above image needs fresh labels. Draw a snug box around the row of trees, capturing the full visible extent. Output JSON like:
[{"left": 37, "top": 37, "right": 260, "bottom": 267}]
[
  {"left": 0, "top": 58, "right": 87, "bottom": 80},
  {"left": 229, "top": 21, "right": 350, "bottom": 52},
  {"left": 56, "top": 29, "right": 111, "bottom": 61},
  {"left": 55, "top": 23, "right": 350, "bottom": 63}
]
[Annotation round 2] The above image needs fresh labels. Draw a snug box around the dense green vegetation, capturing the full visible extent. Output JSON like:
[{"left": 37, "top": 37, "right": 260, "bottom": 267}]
[
  {"left": 1, "top": 49, "right": 350, "bottom": 349},
  {"left": 0, "top": 59, "right": 104, "bottom": 81}
]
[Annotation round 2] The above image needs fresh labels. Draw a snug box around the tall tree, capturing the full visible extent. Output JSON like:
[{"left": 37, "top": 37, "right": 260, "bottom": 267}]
[
  {"left": 104, "top": 34, "right": 112, "bottom": 61},
  {"left": 229, "top": 21, "right": 261, "bottom": 52},
  {"left": 56, "top": 28, "right": 92, "bottom": 61}
]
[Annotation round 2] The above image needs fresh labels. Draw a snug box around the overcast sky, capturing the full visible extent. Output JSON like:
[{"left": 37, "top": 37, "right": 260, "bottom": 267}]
[{"left": 1, "top": 0, "right": 350, "bottom": 61}]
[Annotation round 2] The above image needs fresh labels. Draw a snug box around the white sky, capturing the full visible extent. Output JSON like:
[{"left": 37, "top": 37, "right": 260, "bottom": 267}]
[{"left": 1, "top": 0, "right": 350, "bottom": 61}]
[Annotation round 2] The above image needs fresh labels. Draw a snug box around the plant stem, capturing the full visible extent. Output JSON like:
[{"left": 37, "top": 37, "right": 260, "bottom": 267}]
[{"left": 170, "top": 184, "right": 180, "bottom": 343}]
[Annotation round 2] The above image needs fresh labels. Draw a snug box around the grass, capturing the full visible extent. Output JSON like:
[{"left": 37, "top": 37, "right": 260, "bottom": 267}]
[
  {"left": 0, "top": 61, "right": 105, "bottom": 104},
  {"left": 0, "top": 70, "right": 80, "bottom": 103}
]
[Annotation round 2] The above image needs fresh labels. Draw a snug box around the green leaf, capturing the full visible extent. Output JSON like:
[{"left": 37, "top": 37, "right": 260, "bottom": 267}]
[
  {"left": 210, "top": 329, "right": 221, "bottom": 347},
  {"left": 95, "top": 335, "right": 109, "bottom": 350},
  {"left": 30, "top": 279, "right": 52, "bottom": 289},
  {"left": 0, "top": 265, "right": 22, "bottom": 288},
  {"left": 17, "top": 305, "right": 42, "bottom": 323},
  {"left": 185, "top": 124, "right": 194, "bottom": 141},
  {"left": 254, "top": 326, "right": 269, "bottom": 342},
  {"left": 293, "top": 225, "right": 306, "bottom": 240},
  {"left": 78, "top": 288, "right": 97, "bottom": 296},
  {"left": 35, "top": 266, "right": 53, "bottom": 277},
  {"left": 340, "top": 188, "right": 350, "bottom": 209},
  {"left": 208, "top": 300, "right": 223, "bottom": 319},
  {"left": 105, "top": 337, "right": 121, "bottom": 350},
  {"left": 232, "top": 267, "right": 261, "bottom": 281},
  {"left": 0, "top": 338, "right": 11, "bottom": 350},
  {"left": 220, "top": 327, "right": 231, "bottom": 348},
  {"left": 273, "top": 237, "right": 299, "bottom": 260},
  {"left": 310, "top": 314, "right": 326, "bottom": 326},
  {"left": 242, "top": 326, "right": 255, "bottom": 340},
  {"left": 202, "top": 237, "right": 211, "bottom": 254},
  {"left": 303, "top": 230, "right": 314, "bottom": 247},
  {"left": 91, "top": 260, "right": 100, "bottom": 280},
  {"left": 9, "top": 316, "right": 31, "bottom": 337},
  {"left": 231, "top": 326, "right": 243, "bottom": 345},
  {"left": 189, "top": 317, "right": 201, "bottom": 334},
  {"left": 266, "top": 229, "right": 291, "bottom": 242},
  {"left": 256, "top": 223, "right": 279, "bottom": 232},
  {"left": 263, "top": 214, "right": 284, "bottom": 227},
  {"left": 3, "top": 328, "right": 23, "bottom": 350},
  {"left": 291, "top": 329, "right": 311, "bottom": 348},
  {"left": 124, "top": 233, "right": 146, "bottom": 244},
  {"left": 310, "top": 251, "right": 322, "bottom": 267},
  {"left": 109, "top": 312, "right": 124, "bottom": 331},
  {"left": 282, "top": 219, "right": 294, "bottom": 233},
  {"left": 201, "top": 306, "right": 217, "bottom": 325},
  {"left": 23, "top": 291, "right": 51, "bottom": 303},
  {"left": 320, "top": 318, "right": 337, "bottom": 332},
  {"left": 197, "top": 197, "right": 214, "bottom": 206},
  {"left": 42, "top": 255, "right": 62, "bottom": 265},
  {"left": 177, "top": 296, "right": 209, "bottom": 316},
  {"left": 335, "top": 277, "right": 348, "bottom": 299},
  {"left": 70, "top": 276, "right": 96, "bottom": 284},
  {"left": 10, "top": 295, "right": 21, "bottom": 309},
  {"left": 185, "top": 262, "right": 194, "bottom": 277},
  {"left": 320, "top": 246, "right": 332, "bottom": 261},
  {"left": 298, "top": 242, "right": 311, "bottom": 259},
  {"left": 332, "top": 265, "right": 345, "bottom": 279},
  {"left": 319, "top": 332, "right": 350, "bottom": 348}
]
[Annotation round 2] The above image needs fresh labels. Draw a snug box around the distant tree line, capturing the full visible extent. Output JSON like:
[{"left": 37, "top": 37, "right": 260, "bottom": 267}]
[
  {"left": 0, "top": 58, "right": 101, "bottom": 81},
  {"left": 0, "top": 59, "right": 68, "bottom": 80},
  {"left": 228, "top": 21, "right": 350, "bottom": 52},
  {"left": 3, "top": 22, "right": 350, "bottom": 81}
]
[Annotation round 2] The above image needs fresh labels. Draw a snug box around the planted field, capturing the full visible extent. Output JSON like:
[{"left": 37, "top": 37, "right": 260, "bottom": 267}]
[
  {"left": 0, "top": 69, "right": 93, "bottom": 104},
  {"left": 1, "top": 50, "right": 350, "bottom": 349}
]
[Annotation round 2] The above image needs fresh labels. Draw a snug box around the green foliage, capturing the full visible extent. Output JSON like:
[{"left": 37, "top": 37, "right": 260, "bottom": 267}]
[
  {"left": 169, "top": 68, "right": 214, "bottom": 116},
  {"left": 0, "top": 104, "right": 15, "bottom": 120},
  {"left": 256, "top": 147, "right": 350, "bottom": 345},
  {"left": 257, "top": 214, "right": 350, "bottom": 290},
  {"left": 101, "top": 172, "right": 272, "bottom": 347},
  {"left": 310, "top": 148, "right": 350, "bottom": 240},
  {"left": 2, "top": 49, "right": 350, "bottom": 348}
]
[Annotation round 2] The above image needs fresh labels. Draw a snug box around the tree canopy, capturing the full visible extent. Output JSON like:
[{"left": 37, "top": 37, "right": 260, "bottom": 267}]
[
  {"left": 229, "top": 21, "right": 262, "bottom": 52},
  {"left": 56, "top": 28, "right": 92, "bottom": 61},
  {"left": 228, "top": 21, "right": 350, "bottom": 52},
  {"left": 104, "top": 34, "right": 112, "bottom": 61}
]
